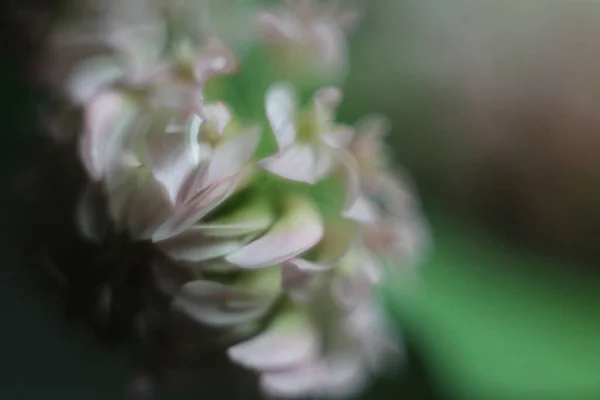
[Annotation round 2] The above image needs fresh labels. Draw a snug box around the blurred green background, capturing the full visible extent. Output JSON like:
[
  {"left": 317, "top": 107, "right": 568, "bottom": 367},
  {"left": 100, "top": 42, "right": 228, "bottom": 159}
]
[{"left": 2, "top": 0, "right": 600, "bottom": 399}]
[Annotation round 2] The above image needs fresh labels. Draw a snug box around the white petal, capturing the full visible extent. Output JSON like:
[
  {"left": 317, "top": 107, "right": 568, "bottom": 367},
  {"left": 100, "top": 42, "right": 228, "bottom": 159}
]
[
  {"left": 75, "top": 184, "right": 108, "bottom": 242},
  {"left": 143, "top": 114, "right": 201, "bottom": 203},
  {"left": 201, "top": 102, "right": 232, "bottom": 137},
  {"left": 125, "top": 174, "right": 174, "bottom": 240},
  {"left": 165, "top": 114, "right": 202, "bottom": 162},
  {"left": 173, "top": 279, "right": 277, "bottom": 328},
  {"left": 156, "top": 226, "right": 245, "bottom": 262},
  {"left": 195, "top": 195, "right": 273, "bottom": 238},
  {"left": 176, "top": 163, "right": 209, "bottom": 205},
  {"left": 122, "top": 62, "right": 171, "bottom": 87},
  {"left": 281, "top": 262, "right": 321, "bottom": 303},
  {"left": 260, "top": 363, "right": 321, "bottom": 399},
  {"left": 344, "top": 195, "right": 379, "bottom": 223},
  {"left": 355, "top": 115, "right": 391, "bottom": 142},
  {"left": 228, "top": 329, "right": 318, "bottom": 372},
  {"left": 227, "top": 308, "right": 317, "bottom": 370},
  {"left": 311, "top": 23, "right": 347, "bottom": 69},
  {"left": 105, "top": 165, "right": 139, "bottom": 227},
  {"left": 108, "top": 21, "right": 167, "bottom": 73},
  {"left": 321, "top": 125, "right": 355, "bottom": 148},
  {"left": 193, "top": 38, "right": 238, "bottom": 84},
  {"left": 152, "top": 81, "right": 204, "bottom": 110},
  {"left": 260, "top": 354, "right": 367, "bottom": 400},
  {"left": 66, "top": 56, "right": 124, "bottom": 104},
  {"left": 266, "top": 82, "right": 297, "bottom": 150},
  {"left": 260, "top": 144, "right": 318, "bottom": 183},
  {"left": 314, "top": 145, "right": 335, "bottom": 180},
  {"left": 285, "top": 258, "right": 328, "bottom": 272},
  {"left": 152, "top": 173, "right": 242, "bottom": 241},
  {"left": 225, "top": 196, "right": 324, "bottom": 268},
  {"left": 335, "top": 150, "right": 379, "bottom": 222},
  {"left": 319, "top": 355, "right": 367, "bottom": 398},
  {"left": 202, "top": 126, "right": 260, "bottom": 188},
  {"left": 314, "top": 86, "right": 343, "bottom": 111},
  {"left": 257, "top": 11, "right": 302, "bottom": 43},
  {"left": 331, "top": 269, "right": 371, "bottom": 311},
  {"left": 79, "top": 90, "right": 137, "bottom": 180}
]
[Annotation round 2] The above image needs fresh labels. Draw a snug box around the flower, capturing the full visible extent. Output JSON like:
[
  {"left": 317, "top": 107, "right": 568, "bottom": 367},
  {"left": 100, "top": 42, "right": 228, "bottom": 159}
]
[
  {"left": 228, "top": 247, "right": 400, "bottom": 399},
  {"left": 74, "top": 76, "right": 416, "bottom": 398},
  {"left": 348, "top": 115, "right": 429, "bottom": 268},
  {"left": 260, "top": 82, "right": 354, "bottom": 184},
  {"left": 257, "top": 0, "right": 361, "bottom": 80},
  {"left": 45, "top": 0, "right": 168, "bottom": 104},
  {"left": 45, "top": 1, "right": 428, "bottom": 399},
  {"left": 44, "top": 0, "right": 239, "bottom": 106}
]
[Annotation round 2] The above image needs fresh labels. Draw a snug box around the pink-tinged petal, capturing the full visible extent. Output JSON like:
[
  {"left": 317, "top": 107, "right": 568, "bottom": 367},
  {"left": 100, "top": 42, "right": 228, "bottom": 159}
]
[
  {"left": 335, "top": 150, "right": 364, "bottom": 216},
  {"left": 331, "top": 267, "right": 372, "bottom": 311},
  {"left": 331, "top": 247, "right": 382, "bottom": 310},
  {"left": 257, "top": 11, "right": 301, "bottom": 43},
  {"left": 173, "top": 273, "right": 279, "bottom": 328},
  {"left": 122, "top": 61, "right": 171, "bottom": 87},
  {"left": 202, "top": 126, "right": 260, "bottom": 188},
  {"left": 228, "top": 328, "right": 318, "bottom": 372},
  {"left": 281, "top": 262, "right": 321, "bottom": 303},
  {"left": 225, "top": 196, "right": 324, "bottom": 268},
  {"left": 356, "top": 115, "right": 391, "bottom": 142},
  {"left": 285, "top": 258, "right": 327, "bottom": 272},
  {"left": 143, "top": 114, "right": 202, "bottom": 203},
  {"left": 201, "top": 102, "right": 232, "bottom": 137},
  {"left": 104, "top": 164, "right": 139, "bottom": 228},
  {"left": 321, "top": 125, "right": 355, "bottom": 148},
  {"left": 104, "top": 150, "right": 143, "bottom": 194},
  {"left": 157, "top": 227, "right": 245, "bottom": 262},
  {"left": 76, "top": 184, "right": 109, "bottom": 242},
  {"left": 195, "top": 195, "right": 273, "bottom": 238},
  {"left": 79, "top": 90, "right": 137, "bottom": 180},
  {"left": 260, "top": 362, "right": 321, "bottom": 399},
  {"left": 228, "top": 307, "right": 317, "bottom": 369},
  {"left": 260, "top": 356, "right": 366, "bottom": 399},
  {"left": 360, "top": 250, "right": 383, "bottom": 284},
  {"left": 344, "top": 302, "right": 401, "bottom": 370},
  {"left": 125, "top": 174, "right": 177, "bottom": 240},
  {"left": 66, "top": 56, "right": 123, "bottom": 104},
  {"left": 314, "top": 86, "right": 343, "bottom": 111},
  {"left": 318, "top": 355, "right": 367, "bottom": 398},
  {"left": 193, "top": 38, "right": 238, "bottom": 85},
  {"left": 310, "top": 22, "right": 346, "bottom": 68},
  {"left": 152, "top": 173, "right": 242, "bottom": 241},
  {"left": 344, "top": 195, "right": 379, "bottom": 223},
  {"left": 260, "top": 144, "right": 318, "bottom": 183},
  {"left": 107, "top": 21, "right": 167, "bottom": 73},
  {"left": 265, "top": 82, "right": 297, "bottom": 150},
  {"left": 373, "top": 170, "right": 419, "bottom": 217},
  {"left": 282, "top": 224, "right": 358, "bottom": 301},
  {"left": 176, "top": 163, "right": 208, "bottom": 205},
  {"left": 333, "top": 149, "right": 379, "bottom": 223},
  {"left": 152, "top": 81, "right": 204, "bottom": 110}
]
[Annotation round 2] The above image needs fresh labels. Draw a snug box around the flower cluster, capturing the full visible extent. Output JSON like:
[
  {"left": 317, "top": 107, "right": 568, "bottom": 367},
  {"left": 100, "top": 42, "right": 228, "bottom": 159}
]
[{"left": 45, "top": 0, "right": 427, "bottom": 398}]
